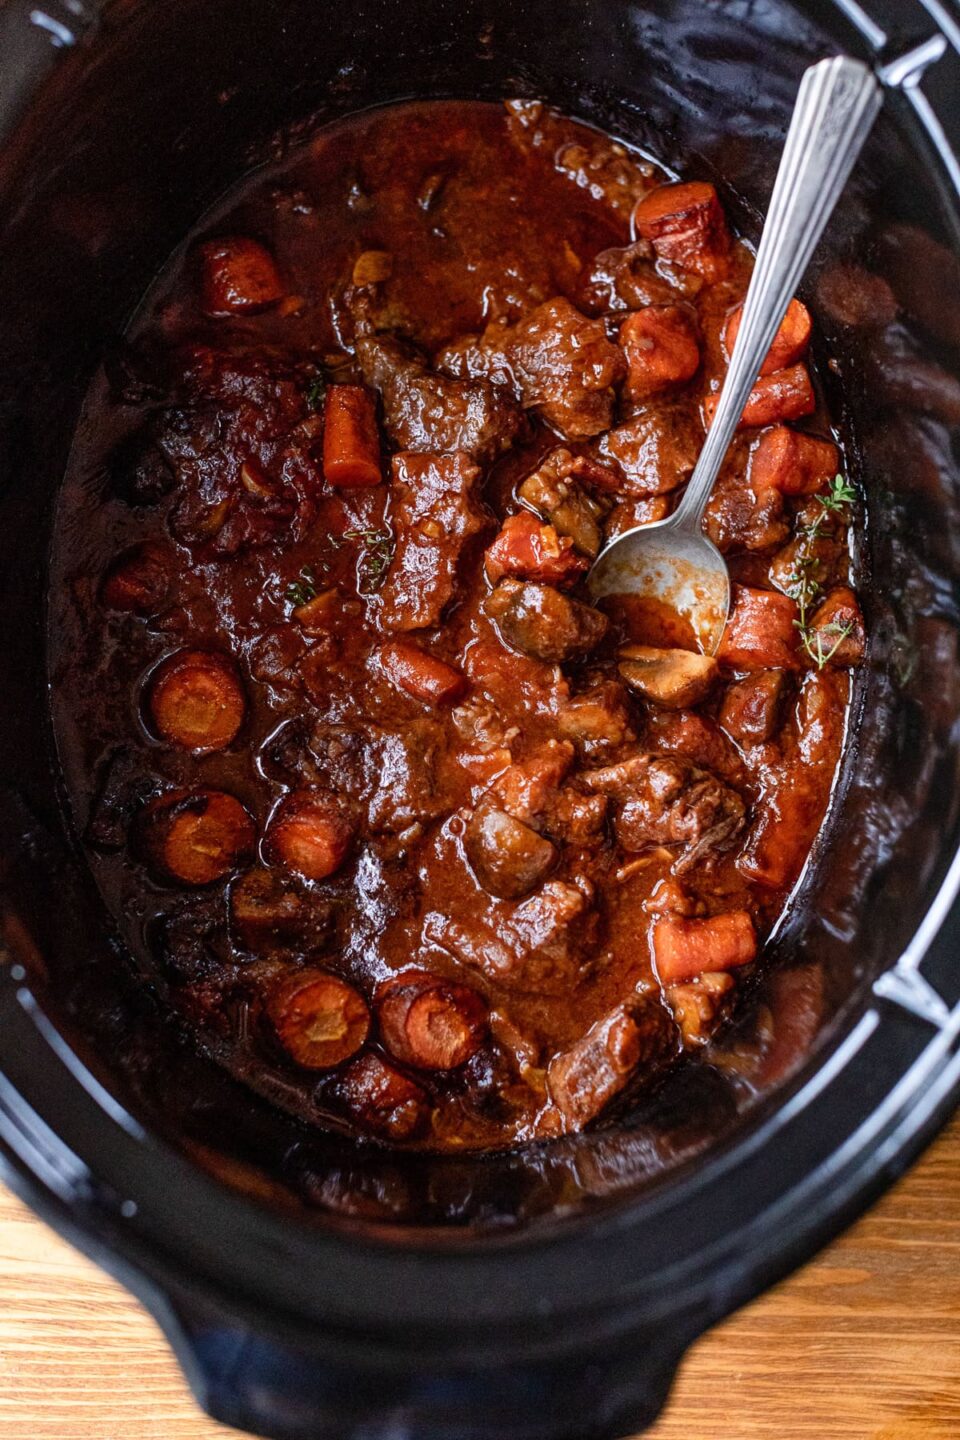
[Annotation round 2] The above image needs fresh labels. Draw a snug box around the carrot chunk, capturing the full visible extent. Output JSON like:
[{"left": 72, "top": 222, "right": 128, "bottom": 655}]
[
  {"left": 632, "top": 181, "right": 731, "bottom": 281},
  {"left": 200, "top": 236, "right": 284, "bottom": 315},
  {"left": 619, "top": 304, "right": 700, "bottom": 402},
  {"left": 137, "top": 788, "right": 256, "bottom": 886},
  {"left": 264, "top": 788, "right": 355, "bottom": 881},
  {"left": 322, "top": 385, "right": 382, "bottom": 488},
  {"left": 147, "top": 649, "right": 246, "bottom": 752},
  {"left": 749, "top": 426, "right": 839, "bottom": 495},
  {"left": 737, "top": 773, "right": 821, "bottom": 890},
  {"left": 380, "top": 639, "right": 466, "bottom": 705},
  {"left": 484, "top": 511, "right": 589, "bottom": 587},
  {"left": 337, "top": 1052, "right": 430, "bottom": 1141},
  {"left": 723, "top": 298, "right": 812, "bottom": 374},
  {"left": 376, "top": 969, "right": 487, "bottom": 1070},
  {"left": 652, "top": 911, "right": 757, "bottom": 983},
  {"left": 266, "top": 969, "right": 370, "bottom": 1070},
  {"left": 704, "top": 364, "right": 815, "bottom": 430},
  {"left": 100, "top": 542, "right": 170, "bottom": 615},
  {"left": 718, "top": 585, "right": 801, "bottom": 670}
]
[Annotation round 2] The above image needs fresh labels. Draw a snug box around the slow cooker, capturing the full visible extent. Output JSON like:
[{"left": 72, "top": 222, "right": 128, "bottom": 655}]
[{"left": 1, "top": 1, "right": 959, "bottom": 1437}]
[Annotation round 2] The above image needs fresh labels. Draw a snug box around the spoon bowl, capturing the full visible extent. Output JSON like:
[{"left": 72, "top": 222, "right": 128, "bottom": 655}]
[{"left": 587, "top": 516, "right": 730, "bottom": 654}]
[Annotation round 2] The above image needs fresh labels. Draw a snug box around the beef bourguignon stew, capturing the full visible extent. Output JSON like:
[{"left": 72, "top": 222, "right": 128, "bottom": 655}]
[{"left": 50, "top": 100, "right": 863, "bottom": 1152}]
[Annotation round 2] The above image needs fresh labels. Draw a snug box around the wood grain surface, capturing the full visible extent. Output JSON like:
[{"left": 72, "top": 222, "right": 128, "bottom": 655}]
[{"left": 0, "top": 1112, "right": 957, "bottom": 1440}]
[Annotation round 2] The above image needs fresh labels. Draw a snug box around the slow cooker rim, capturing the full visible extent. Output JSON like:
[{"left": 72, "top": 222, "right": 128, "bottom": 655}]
[{"left": 0, "top": 0, "right": 959, "bottom": 1353}]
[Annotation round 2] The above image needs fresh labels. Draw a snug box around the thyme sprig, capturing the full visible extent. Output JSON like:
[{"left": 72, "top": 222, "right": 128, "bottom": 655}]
[
  {"left": 304, "top": 371, "right": 325, "bottom": 413},
  {"left": 801, "top": 473, "right": 856, "bottom": 542},
  {"left": 799, "top": 618, "right": 854, "bottom": 669},
  {"left": 787, "top": 473, "right": 856, "bottom": 669},
  {"left": 343, "top": 527, "right": 394, "bottom": 595},
  {"left": 285, "top": 566, "right": 319, "bottom": 608}
]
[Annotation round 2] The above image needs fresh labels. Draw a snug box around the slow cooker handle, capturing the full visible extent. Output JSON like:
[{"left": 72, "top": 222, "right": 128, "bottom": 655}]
[{"left": 161, "top": 1295, "right": 698, "bottom": 1440}]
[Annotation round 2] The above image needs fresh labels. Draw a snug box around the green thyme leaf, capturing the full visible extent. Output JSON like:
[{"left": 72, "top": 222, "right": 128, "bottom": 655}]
[
  {"left": 343, "top": 527, "right": 394, "bottom": 594},
  {"left": 284, "top": 565, "right": 319, "bottom": 607},
  {"left": 304, "top": 373, "right": 325, "bottom": 412}
]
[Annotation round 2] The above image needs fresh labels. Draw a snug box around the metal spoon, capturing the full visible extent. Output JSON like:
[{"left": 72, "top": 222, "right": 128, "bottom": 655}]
[{"left": 587, "top": 56, "right": 882, "bottom": 653}]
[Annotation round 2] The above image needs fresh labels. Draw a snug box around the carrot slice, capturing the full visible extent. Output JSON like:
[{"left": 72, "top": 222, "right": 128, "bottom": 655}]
[
  {"left": 264, "top": 788, "right": 354, "bottom": 881},
  {"left": 147, "top": 649, "right": 246, "bottom": 752},
  {"left": 619, "top": 304, "right": 700, "bottom": 401},
  {"left": 200, "top": 236, "right": 284, "bottom": 315},
  {"left": 266, "top": 969, "right": 370, "bottom": 1070},
  {"left": 718, "top": 585, "right": 801, "bottom": 670},
  {"left": 484, "top": 512, "right": 588, "bottom": 587},
  {"left": 653, "top": 911, "right": 757, "bottom": 983},
  {"left": 704, "top": 364, "right": 815, "bottom": 430},
  {"left": 723, "top": 298, "right": 812, "bottom": 374},
  {"left": 322, "top": 385, "right": 382, "bottom": 488},
  {"left": 376, "top": 969, "right": 487, "bottom": 1070},
  {"left": 380, "top": 640, "right": 466, "bottom": 705},
  {"left": 137, "top": 788, "right": 256, "bottom": 886},
  {"left": 632, "top": 181, "right": 730, "bottom": 281},
  {"left": 749, "top": 426, "right": 839, "bottom": 495}
]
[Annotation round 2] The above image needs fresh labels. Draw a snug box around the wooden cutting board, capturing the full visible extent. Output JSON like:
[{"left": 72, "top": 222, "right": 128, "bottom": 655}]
[{"left": 0, "top": 1112, "right": 957, "bottom": 1439}]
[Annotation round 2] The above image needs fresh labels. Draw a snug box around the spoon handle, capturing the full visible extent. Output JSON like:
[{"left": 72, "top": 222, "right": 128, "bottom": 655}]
[{"left": 674, "top": 55, "right": 881, "bottom": 534}]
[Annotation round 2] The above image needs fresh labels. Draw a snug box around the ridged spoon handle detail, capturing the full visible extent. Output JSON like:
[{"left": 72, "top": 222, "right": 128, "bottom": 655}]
[{"left": 674, "top": 55, "right": 882, "bottom": 534}]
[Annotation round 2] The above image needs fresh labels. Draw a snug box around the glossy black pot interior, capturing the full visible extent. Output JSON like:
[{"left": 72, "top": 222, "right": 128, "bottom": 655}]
[{"left": 1, "top": 2, "right": 960, "bottom": 1438}]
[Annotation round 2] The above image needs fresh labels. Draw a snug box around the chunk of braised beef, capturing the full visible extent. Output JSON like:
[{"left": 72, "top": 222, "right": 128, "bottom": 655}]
[
  {"left": 484, "top": 578, "right": 609, "bottom": 663},
  {"left": 578, "top": 241, "right": 680, "bottom": 313},
  {"left": 603, "top": 494, "right": 672, "bottom": 541},
  {"left": 642, "top": 709, "right": 747, "bottom": 788},
  {"left": 597, "top": 405, "right": 700, "bottom": 496},
  {"left": 356, "top": 333, "right": 522, "bottom": 462},
  {"left": 157, "top": 348, "right": 322, "bottom": 554},
  {"left": 435, "top": 323, "right": 516, "bottom": 389},
  {"left": 379, "top": 450, "right": 488, "bottom": 631},
  {"left": 805, "top": 587, "right": 866, "bottom": 668},
  {"left": 230, "top": 867, "right": 334, "bottom": 956},
  {"left": 151, "top": 893, "right": 227, "bottom": 985},
  {"left": 336, "top": 1053, "right": 430, "bottom": 1142},
  {"left": 465, "top": 638, "right": 569, "bottom": 719},
  {"left": 427, "top": 878, "right": 598, "bottom": 994},
  {"left": 487, "top": 740, "right": 573, "bottom": 823},
  {"left": 557, "top": 679, "right": 637, "bottom": 759},
  {"left": 506, "top": 298, "right": 625, "bottom": 440},
  {"left": 307, "top": 717, "right": 450, "bottom": 837},
  {"left": 719, "top": 671, "right": 788, "bottom": 745},
  {"left": 768, "top": 523, "right": 846, "bottom": 599},
  {"left": 547, "top": 999, "right": 678, "bottom": 1131},
  {"left": 582, "top": 753, "right": 745, "bottom": 872},
  {"left": 517, "top": 449, "right": 607, "bottom": 558},
  {"left": 705, "top": 455, "right": 790, "bottom": 554}
]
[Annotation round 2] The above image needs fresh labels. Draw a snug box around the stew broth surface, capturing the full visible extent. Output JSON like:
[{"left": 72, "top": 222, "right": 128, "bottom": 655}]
[{"left": 49, "top": 100, "right": 860, "bottom": 1152}]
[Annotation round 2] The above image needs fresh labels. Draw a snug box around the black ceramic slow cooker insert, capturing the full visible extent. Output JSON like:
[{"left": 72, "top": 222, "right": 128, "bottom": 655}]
[{"left": 1, "top": 2, "right": 959, "bottom": 1438}]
